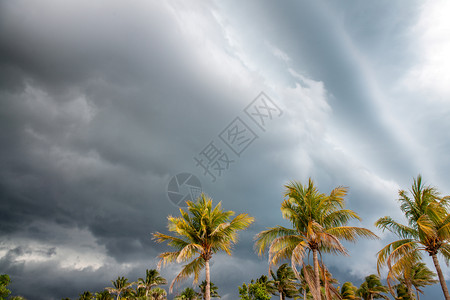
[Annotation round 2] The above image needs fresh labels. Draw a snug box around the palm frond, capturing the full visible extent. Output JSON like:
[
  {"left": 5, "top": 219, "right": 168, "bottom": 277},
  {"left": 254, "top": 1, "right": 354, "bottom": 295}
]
[
  {"left": 255, "top": 226, "right": 298, "bottom": 256},
  {"left": 375, "top": 217, "right": 416, "bottom": 239},
  {"left": 169, "top": 256, "right": 206, "bottom": 293},
  {"left": 326, "top": 226, "right": 378, "bottom": 242}
]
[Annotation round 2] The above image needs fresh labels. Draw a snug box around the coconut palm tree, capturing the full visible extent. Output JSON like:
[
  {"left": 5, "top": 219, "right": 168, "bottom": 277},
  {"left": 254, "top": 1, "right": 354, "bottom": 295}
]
[
  {"left": 94, "top": 290, "right": 113, "bottom": 300},
  {"left": 388, "top": 261, "right": 437, "bottom": 300},
  {"left": 270, "top": 263, "right": 298, "bottom": 300},
  {"left": 408, "top": 262, "right": 438, "bottom": 300},
  {"left": 106, "top": 277, "right": 134, "bottom": 300},
  {"left": 175, "top": 287, "right": 200, "bottom": 300},
  {"left": 318, "top": 264, "right": 340, "bottom": 300},
  {"left": 198, "top": 281, "right": 220, "bottom": 299},
  {"left": 78, "top": 291, "right": 94, "bottom": 300},
  {"left": 356, "top": 274, "right": 388, "bottom": 300},
  {"left": 122, "top": 286, "right": 146, "bottom": 299},
  {"left": 255, "top": 179, "right": 378, "bottom": 300},
  {"left": 375, "top": 175, "right": 450, "bottom": 299},
  {"left": 296, "top": 266, "right": 312, "bottom": 300},
  {"left": 239, "top": 278, "right": 272, "bottom": 300},
  {"left": 340, "top": 282, "right": 359, "bottom": 300},
  {"left": 137, "top": 269, "right": 167, "bottom": 297},
  {"left": 153, "top": 193, "right": 254, "bottom": 300},
  {"left": 150, "top": 287, "right": 167, "bottom": 300},
  {"left": 392, "top": 284, "right": 413, "bottom": 300}
]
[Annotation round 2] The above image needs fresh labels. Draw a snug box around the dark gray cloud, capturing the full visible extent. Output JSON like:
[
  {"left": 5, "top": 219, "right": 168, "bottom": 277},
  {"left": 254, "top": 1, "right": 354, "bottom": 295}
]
[{"left": 1, "top": 0, "right": 449, "bottom": 299}]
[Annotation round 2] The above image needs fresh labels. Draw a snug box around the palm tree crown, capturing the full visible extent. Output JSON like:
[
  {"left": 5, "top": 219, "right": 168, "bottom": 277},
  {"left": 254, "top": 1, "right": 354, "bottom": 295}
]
[
  {"left": 175, "top": 287, "right": 200, "bottom": 300},
  {"left": 137, "top": 269, "right": 167, "bottom": 297},
  {"left": 255, "top": 179, "right": 377, "bottom": 299},
  {"left": 340, "top": 282, "right": 358, "bottom": 300},
  {"left": 356, "top": 274, "right": 388, "bottom": 300},
  {"left": 106, "top": 276, "right": 133, "bottom": 300},
  {"left": 153, "top": 193, "right": 254, "bottom": 300},
  {"left": 269, "top": 263, "right": 298, "bottom": 300},
  {"left": 375, "top": 175, "right": 450, "bottom": 299}
]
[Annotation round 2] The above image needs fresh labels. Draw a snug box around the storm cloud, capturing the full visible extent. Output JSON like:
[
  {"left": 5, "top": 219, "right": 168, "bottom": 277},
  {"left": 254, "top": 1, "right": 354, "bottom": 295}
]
[{"left": 1, "top": 1, "right": 450, "bottom": 299}]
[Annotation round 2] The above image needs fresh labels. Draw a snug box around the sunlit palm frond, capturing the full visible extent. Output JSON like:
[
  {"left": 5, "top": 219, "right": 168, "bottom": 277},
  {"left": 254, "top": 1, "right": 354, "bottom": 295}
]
[
  {"left": 169, "top": 257, "right": 206, "bottom": 293},
  {"left": 326, "top": 226, "right": 378, "bottom": 242},
  {"left": 255, "top": 226, "right": 298, "bottom": 257},
  {"left": 375, "top": 217, "right": 417, "bottom": 239}
]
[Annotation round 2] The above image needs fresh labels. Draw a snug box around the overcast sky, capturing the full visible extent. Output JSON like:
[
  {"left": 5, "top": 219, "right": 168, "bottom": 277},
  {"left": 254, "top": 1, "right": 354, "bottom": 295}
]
[{"left": 1, "top": 1, "right": 450, "bottom": 299}]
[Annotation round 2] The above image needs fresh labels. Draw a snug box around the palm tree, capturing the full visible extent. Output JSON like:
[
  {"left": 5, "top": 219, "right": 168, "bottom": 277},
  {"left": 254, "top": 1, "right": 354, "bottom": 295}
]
[
  {"left": 356, "top": 274, "right": 388, "bottom": 300},
  {"left": 106, "top": 277, "right": 134, "bottom": 300},
  {"left": 153, "top": 193, "right": 254, "bottom": 300},
  {"left": 137, "top": 269, "right": 167, "bottom": 297},
  {"left": 255, "top": 179, "right": 378, "bottom": 300},
  {"left": 198, "top": 281, "right": 220, "bottom": 299},
  {"left": 239, "top": 279, "right": 272, "bottom": 300},
  {"left": 270, "top": 263, "right": 298, "bottom": 300},
  {"left": 94, "top": 290, "right": 113, "bottom": 300},
  {"left": 175, "top": 287, "right": 200, "bottom": 300},
  {"left": 296, "top": 266, "right": 312, "bottom": 300},
  {"left": 340, "top": 282, "right": 359, "bottom": 299},
  {"left": 79, "top": 291, "right": 94, "bottom": 300},
  {"left": 122, "top": 286, "right": 146, "bottom": 299},
  {"left": 409, "top": 262, "right": 438, "bottom": 300},
  {"left": 392, "top": 284, "right": 413, "bottom": 300},
  {"left": 256, "top": 275, "right": 277, "bottom": 298},
  {"left": 375, "top": 175, "right": 450, "bottom": 299},
  {"left": 150, "top": 287, "right": 167, "bottom": 300},
  {"left": 388, "top": 261, "right": 437, "bottom": 300},
  {"left": 318, "top": 264, "right": 340, "bottom": 300}
]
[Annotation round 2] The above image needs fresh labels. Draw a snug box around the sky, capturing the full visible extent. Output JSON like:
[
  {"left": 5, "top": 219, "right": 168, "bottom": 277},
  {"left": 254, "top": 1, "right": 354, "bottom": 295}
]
[{"left": 1, "top": 0, "right": 450, "bottom": 299}]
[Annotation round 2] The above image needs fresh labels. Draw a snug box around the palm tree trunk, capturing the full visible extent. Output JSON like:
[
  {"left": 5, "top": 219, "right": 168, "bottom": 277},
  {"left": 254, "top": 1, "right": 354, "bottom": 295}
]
[
  {"left": 416, "top": 288, "right": 420, "bottom": 300},
  {"left": 312, "top": 249, "right": 321, "bottom": 300},
  {"left": 431, "top": 253, "right": 450, "bottom": 300},
  {"left": 303, "top": 289, "right": 306, "bottom": 300},
  {"left": 280, "top": 292, "right": 283, "bottom": 300},
  {"left": 205, "top": 259, "right": 211, "bottom": 300}
]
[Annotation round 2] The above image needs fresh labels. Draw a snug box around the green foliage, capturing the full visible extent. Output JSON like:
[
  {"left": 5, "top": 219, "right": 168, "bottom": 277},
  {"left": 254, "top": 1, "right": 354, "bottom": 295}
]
[
  {"left": 149, "top": 287, "right": 167, "bottom": 300},
  {"left": 153, "top": 193, "right": 254, "bottom": 293},
  {"left": 376, "top": 175, "right": 450, "bottom": 299},
  {"left": 106, "top": 276, "right": 133, "bottom": 299},
  {"left": 255, "top": 179, "right": 377, "bottom": 299},
  {"left": 270, "top": 264, "right": 298, "bottom": 300},
  {"left": 137, "top": 269, "right": 167, "bottom": 297},
  {"left": 198, "top": 281, "right": 220, "bottom": 299},
  {"left": 340, "top": 282, "right": 358, "bottom": 299},
  {"left": 356, "top": 274, "right": 389, "bottom": 300},
  {"left": 0, "top": 274, "right": 11, "bottom": 300},
  {"left": 238, "top": 279, "right": 271, "bottom": 300},
  {"left": 94, "top": 290, "right": 113, "bottom": 300},
  {"left": 393, "top": 284, "right": 413, "bottom": 300},
  {"left": 78, "top": 291, "right": 94, "bottom": 300},
  {"left": 174, "top": 287, "right": 200, "bottom": 300}
]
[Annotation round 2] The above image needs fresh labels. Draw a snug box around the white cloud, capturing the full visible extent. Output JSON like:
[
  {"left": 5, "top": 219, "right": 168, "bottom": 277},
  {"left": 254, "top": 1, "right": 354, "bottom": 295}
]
[
  {"left": 402, "top": 0, "right": 450, "bottom": 100},
  {"left": 0, "top": 222, "right": 113, "bottom": 271},
  {"left": 265, "top": 41, "right": 291, "bottom": 63}
]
